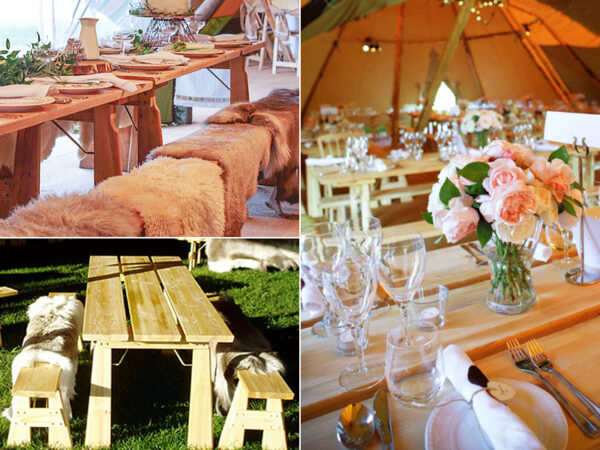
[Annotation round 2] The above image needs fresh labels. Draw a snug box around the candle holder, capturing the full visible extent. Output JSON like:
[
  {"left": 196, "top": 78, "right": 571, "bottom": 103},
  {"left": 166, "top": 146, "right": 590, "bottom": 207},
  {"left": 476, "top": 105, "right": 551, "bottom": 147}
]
[{"left": 565, "top": 137, "right": 600, "bottom": 285}]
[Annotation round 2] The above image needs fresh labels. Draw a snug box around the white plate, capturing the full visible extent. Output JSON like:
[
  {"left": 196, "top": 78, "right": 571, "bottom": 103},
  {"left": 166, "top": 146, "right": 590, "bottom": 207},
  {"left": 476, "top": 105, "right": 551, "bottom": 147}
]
[
  {"left": 0, "top": 96, "right": 55, "bottom": 112},
  {"left": 53, "top": 81, "right": 113, "bottom": 94},
  {"left": 425, "top": 378, "right": 567, "bottom": 450}
]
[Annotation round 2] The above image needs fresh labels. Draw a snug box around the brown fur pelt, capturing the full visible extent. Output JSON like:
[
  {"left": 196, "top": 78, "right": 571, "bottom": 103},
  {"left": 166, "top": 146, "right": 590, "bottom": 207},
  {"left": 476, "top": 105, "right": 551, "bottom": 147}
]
[
  {"left": 207, "top": 89, "right": 299, "bottom": 217},
  {"left": 149, "top": 124, "right": 271, "bottom": 236},
  {"left": 98, "top": 156, "right": 226, "bottom": 236},
  {"left": 211, "top": 295, "right": 285, "bottom": 415},
  {"left": 0, "top": 191, "right": 143, "bottom": 237}
]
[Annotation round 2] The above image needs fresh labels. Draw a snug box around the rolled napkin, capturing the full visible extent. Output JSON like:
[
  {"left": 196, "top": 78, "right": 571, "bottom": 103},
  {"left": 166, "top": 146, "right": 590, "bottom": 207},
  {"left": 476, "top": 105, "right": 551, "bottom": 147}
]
[
  {"left": 533, "top": 243, "right": 552, "bottom": 262},
  {"left": 305, "top": 156, "right": 345, "bottom": 166},
  {"left": 443, "top": 345, "right": 545, "bottom": 450},
  {"left": 0, "top": 84, "right": 51, "bottom": 98},
  {"left": 133, "top": 51, "right": 189, "bottom": 64},
  {"left": 28, "top": 74, "right": 139, "bottom": 93},
  {"left": 301, "top": 280, "right": 324, "bottom": 314},
  {"left": 367, "top": 158, "right": 388, "bottom": 172}
]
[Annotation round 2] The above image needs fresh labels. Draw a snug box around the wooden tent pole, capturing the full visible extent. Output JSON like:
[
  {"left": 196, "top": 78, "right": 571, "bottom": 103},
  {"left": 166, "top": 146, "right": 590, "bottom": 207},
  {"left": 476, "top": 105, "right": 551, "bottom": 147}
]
[
  {"left": 499, "top": 7, "right": 575, "bottom": 108},
  {"left": 451, "top": 3, "right": 484, "bottom": 98},
  {"left": 508, "top": 2, "right": 600, "bottom": 90},
  {"left": 390, "top": 4, "right": 404, "bottom": 148},
  {"left": 301, "top": 25, "right": 346, "bottom": 121},
  {"left": 416, "top": 0, "right": 475, "bottom": 132}
]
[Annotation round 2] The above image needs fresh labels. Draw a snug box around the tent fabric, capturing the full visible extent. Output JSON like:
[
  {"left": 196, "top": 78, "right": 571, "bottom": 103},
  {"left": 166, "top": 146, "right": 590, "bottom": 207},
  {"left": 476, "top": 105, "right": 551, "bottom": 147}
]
[{"left": 302, "top": 0, "right": 600, "bottom": 115}]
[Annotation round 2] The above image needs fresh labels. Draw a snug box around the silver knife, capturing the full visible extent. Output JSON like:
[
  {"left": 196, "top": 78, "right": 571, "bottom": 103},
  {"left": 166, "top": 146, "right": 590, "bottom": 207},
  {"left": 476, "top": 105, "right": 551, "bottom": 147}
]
[{"left": 372, "top": 389, "right": 394, "bottom": 450}]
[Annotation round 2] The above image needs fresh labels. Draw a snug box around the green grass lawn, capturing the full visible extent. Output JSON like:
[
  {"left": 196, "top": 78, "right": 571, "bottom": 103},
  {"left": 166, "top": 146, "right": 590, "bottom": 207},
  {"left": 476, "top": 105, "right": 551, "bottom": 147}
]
[{"left": 0, "top": 240, "right": 299, "bottom": 449}]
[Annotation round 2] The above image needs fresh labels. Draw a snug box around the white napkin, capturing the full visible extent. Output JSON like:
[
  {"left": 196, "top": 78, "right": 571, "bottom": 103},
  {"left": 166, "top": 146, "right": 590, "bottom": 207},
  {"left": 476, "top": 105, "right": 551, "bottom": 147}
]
[
  {"left": 301, "top": 280, "right": 324, "bottom": 314},
  {"left": 0, "top": 84, "right": 50, "bottom": 98},
  {"left": 443, "top": 345, "right": 545, "bottom": 450},
  {"left": 533, "top": 243, "right": 552, "bottom": 262},
  {"left": 305, "top": 156, "right": 345, "bottom": 166},
  {"left": 367, "top": 158, "right": 388, "bottom": 172},
  {"left": 133, "top": 51, "right": 189, "bottom": 64},
  {"left": 28, "top": 74, "right": 140, "bottom": 93}
]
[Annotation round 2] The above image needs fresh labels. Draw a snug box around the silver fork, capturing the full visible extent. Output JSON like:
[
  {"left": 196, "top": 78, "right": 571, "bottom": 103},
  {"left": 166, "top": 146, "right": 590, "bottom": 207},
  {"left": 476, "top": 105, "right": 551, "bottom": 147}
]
[
  {"left": 507, "top": 338, "right": 600, "bottom": 438},
  {"left": 527, "top": 338, "right": 600, "bottom": 422}
]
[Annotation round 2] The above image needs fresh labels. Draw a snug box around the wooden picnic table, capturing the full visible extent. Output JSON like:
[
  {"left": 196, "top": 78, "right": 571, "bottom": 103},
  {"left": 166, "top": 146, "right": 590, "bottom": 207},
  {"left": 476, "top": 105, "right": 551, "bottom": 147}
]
[
  {"left": 82, "top": 255, "right": 233, "bottom": 448},
  {"left": 301, "top": 243, "right": 600, "bottom": 449},
  {"left": 0, "top": 42, "right": 265, "bottom": 218}
]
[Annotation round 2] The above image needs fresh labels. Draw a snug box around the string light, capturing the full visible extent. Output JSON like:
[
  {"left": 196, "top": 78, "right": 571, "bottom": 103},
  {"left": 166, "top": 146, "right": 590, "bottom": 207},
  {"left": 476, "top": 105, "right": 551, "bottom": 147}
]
[
  {"left": 362, "top": 38, "right": 382, "bottom": 53},
  {"left": 444, "top": 0, "right": 505, "bottom": 24}
]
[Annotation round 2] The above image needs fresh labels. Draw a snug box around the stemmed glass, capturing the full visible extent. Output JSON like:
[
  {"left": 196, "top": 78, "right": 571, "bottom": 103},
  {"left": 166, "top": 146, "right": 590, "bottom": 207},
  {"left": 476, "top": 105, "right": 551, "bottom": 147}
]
[
  {"left": 344, "top": 216, "right": 390, "bottom": 317},
  {"left": 378, "top": 233, "right": 426, "bottom": 342},
  {"left": 112, "top": 31, "right": 135, "bottom": 55},
  {"left": 322, "top": 254, "right": 384, "bottom": 390},
  {"left": 545, "top": 223, "right": 579, "bottom": 270},
  {"left": 300, "top": 222, "right": 346, "bottom": 337}
]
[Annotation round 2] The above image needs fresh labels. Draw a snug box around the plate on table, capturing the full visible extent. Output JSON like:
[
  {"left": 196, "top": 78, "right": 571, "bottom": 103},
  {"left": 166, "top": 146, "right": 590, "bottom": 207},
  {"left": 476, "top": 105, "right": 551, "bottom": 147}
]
[
  {"left": 116, "top": 63, "right": 176, "bottom": 71},
  {"left": 425, "top": 378, "right": 567, "bottom": 450},
  {"left": 214, "top": 41, "right": 252, "bottom": 49},
  {"left": 53, "top": 81, "right": 113, "bottom": 94},
  {"left": 174, "top": 49, "right": 225, "bottom": 58},
  {"left": 0, "top": 96, "right": 55, "bottom": 112}
]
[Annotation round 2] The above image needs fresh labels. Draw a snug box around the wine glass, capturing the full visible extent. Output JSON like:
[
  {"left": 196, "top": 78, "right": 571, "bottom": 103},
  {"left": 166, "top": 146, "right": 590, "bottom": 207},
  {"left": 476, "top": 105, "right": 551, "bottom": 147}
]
[
  {"left": 112, "top": 31, "right": 135, "bottom": 55},
  {"left": 545, "top": 223, "right": 579, "bottom": 270},
  {"left": 300, "top": 222, "right": 346, "bottom": 338},
  {"left": 322, "top": 254, "right": 384, "bottom": 391},
  {"left": 378, "top": 233, "right": 426, "bottom": 342},
  {"left": 344, "top": 216, "right": 390, "bottom": 317}
]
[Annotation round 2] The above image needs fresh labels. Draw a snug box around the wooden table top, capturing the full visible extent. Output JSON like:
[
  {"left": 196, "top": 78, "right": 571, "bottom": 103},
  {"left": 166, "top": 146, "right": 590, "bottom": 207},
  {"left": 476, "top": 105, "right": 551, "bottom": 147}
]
[
  {"left": 82, "top": 255, "right": 233, "bottom": 344},
  {"left": 316, "top": 154, "right": 446, "bottom": 187},
  {"left": 301, "top": 252, "right": 600, "bottom": 421},
  {"left": 302, "top": 315, "right": 600, "bottom": 449}
]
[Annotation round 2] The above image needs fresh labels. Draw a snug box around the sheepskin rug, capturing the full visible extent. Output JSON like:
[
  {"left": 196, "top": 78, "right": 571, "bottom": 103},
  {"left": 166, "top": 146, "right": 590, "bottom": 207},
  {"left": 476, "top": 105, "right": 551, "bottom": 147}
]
[
  {"left": 206, "top": 239, "right": 299, "bottom": 273},
  {"left": 98, "top": 156, "right": 226, "bottom": 236},
  {"left": 211, "top": 296, "right": 285, "bottom": 415},
  {"left": 2, "top": 294, "right": 84, "bottom": 421},
  {"left": 149, "top": 124, "right": 271, "bottom": 236},
  {"left": 0, "top": 190, "right": 143, "bottom": 237}
]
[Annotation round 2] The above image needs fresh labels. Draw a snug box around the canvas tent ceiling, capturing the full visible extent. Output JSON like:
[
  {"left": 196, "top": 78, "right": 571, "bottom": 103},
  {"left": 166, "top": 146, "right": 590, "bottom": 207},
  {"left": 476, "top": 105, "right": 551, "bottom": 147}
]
[{"left": 302, "top": 0, "right": 600, "bottom": 115}]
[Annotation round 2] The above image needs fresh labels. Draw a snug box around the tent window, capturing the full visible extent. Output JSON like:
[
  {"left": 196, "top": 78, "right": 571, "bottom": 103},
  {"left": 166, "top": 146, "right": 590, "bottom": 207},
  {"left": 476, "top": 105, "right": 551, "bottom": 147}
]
[{"left": 433, "top": 81, "right": 457, "bottom": 112}]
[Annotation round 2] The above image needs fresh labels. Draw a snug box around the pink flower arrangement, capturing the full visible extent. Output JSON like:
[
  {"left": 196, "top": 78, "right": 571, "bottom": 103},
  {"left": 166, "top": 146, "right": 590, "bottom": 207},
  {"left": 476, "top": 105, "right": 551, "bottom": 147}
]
[
  {"left": 424, "top": 140, "right": 583, "bottom": 245},
  {"left": 460, "top": 110, "right": 503, "bottom": 134}
]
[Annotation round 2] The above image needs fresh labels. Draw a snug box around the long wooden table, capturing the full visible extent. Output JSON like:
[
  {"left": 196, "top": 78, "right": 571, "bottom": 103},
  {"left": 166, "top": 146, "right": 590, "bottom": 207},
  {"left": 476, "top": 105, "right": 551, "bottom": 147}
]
[
  {"left": 0, "top": 42, "right": 265, "bottom": 218},
  {"left": 301, "top": 244, "right": 600, "bottom": 448},
  {"left": 82, "top": 255, "right": 233, "bottom": 448}
]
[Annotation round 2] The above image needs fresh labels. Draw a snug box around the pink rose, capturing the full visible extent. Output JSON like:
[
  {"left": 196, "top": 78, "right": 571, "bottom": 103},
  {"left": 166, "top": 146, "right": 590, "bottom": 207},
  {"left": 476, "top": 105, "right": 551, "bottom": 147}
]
[
  {"left": 491, "top": 183, "right": 537, "bottom": 225},
  {"left": 451, "top": 152, "right": 489, "bottom": 170},
  {"left": 482, "top": 158, "right": 526, "bottom": 192},
  {"left": 441, "top": 206, "right": 479, "bottom": 243},
  {"left": 530, "top": 157, "right": 575, "bottom": 202},
  {"left": 483, "top": 140, "right": 534, "bottom": 168}
]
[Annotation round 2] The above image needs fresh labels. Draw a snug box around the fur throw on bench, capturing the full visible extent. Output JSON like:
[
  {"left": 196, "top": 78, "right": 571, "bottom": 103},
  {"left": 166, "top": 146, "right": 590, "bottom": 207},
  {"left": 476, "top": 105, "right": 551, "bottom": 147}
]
[
  {"left": 98, "top": 157, "right": 226, "bottom": 236},
  {"left": 2, "top": 295, "right": 84, "bottom": 421},
  {"left": 206, "top": 239, "right": 299, "bottom": 273},
  {"left": 149, "top": 125, "right": 271, "bottom": 236},
  {"left": 211, "top": 296, "right": 285, "bottom": 415},
  {"left": 0, "top": 191, "right": 143, "bottom": 237}
]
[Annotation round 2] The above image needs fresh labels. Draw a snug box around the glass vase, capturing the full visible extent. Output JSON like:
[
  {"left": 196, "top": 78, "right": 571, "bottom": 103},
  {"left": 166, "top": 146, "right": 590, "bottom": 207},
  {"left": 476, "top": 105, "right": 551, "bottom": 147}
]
[
  {"left": 476, "top": 130, "right": 489, "bottom": 148},
  {"left": 484, "top": 221, "right": 542, "bottom": 314}
]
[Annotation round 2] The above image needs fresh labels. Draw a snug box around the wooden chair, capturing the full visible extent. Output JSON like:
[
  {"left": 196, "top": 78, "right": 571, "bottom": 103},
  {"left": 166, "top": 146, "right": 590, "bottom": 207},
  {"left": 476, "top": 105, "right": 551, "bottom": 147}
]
[
  {"left": 218, "top": 370, "right": 294, "bottom": 450},
  {"left": 242, "top": 0, "right": 273, "bottom": 70},
  {"left": 269, "top": 2, "right": 299, "bottom": 75},
  {"left": 0, "top": 286, "right": 18, "bottom": 347},
  {"left": 7, "top": 363, "right": 73, "bottom": 449}
]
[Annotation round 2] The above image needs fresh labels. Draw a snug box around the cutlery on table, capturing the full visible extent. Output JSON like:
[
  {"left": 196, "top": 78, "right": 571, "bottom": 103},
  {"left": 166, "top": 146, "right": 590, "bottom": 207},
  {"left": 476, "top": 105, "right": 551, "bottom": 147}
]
[
  {"left": 372, "top": 389, "right": 394, "bottom": 449},
  {"left": 460, "top": 243, "right": 486, "bottom": 266},
  {"left": 526, "top": 338, "right": 600, "bottom": 422},
  {"left": 507, "top": 338, "right": 600, "bottom": 438},
  {"left": 337, "top": 402, "right": 375, "bottom": 449}
]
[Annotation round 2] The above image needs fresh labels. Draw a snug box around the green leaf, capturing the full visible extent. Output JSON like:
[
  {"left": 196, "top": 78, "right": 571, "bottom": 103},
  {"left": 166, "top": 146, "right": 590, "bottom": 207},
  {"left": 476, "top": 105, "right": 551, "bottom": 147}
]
[
  {"left": 565, "top": 195, "right": 583, "bottom": 208},
  {"left": 421, "top": 212, "right": 433, "bottom": 225},
  {"left": 5, "top": 39, "right": 9, "bottom": 50},
  {"left": 571, "top": 181, "right": 584, "bottom": 192},
  {"left": 472, "top": 201, "right": 481, "bottom": 209},
  {"left": 477, "top": 221, "right": 493, "bottom": 248},
  {"left": 465, "top": 182, "right": 487, "bottom": 197},
  {"left": 434, "top": 234, "right": 445, "bottom": 245},
  {"left": 548, "top": 145, "right": 569, "bottom": 164},
  {"left": 457, "top": 162, "right": 490, "bottom": 184},
  {"left": 439, "top": 178, "right": 461, "bottom": 208},
  {"left": 36, "top": 32, "right": 41, "bottom": 43},
  {"left": 562, "top": 198, "right": 577, "bottom": 217}
]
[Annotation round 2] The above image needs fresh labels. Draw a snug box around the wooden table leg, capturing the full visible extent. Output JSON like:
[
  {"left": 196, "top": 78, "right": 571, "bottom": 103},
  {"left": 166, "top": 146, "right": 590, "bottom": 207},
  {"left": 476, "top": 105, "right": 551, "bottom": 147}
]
[
  {"left": 230, "top": 57, "right": 249, "bottom": 104},
  {"left": 349, "top": 185, "right": 360, "bottom": 225},
  {"left": 93, "top": 104, "right": 122, "bottom": 184},
  {"left": 360, "top": 183, "right": 371, "bottom": 230},
  {"left": 85, "top": 342, "right": 112, "bottom": 448},
  {"left": 12, "top": 124, "right": 41, "bottom": 211},
  {"left": 305, "top": 165, "right": 323, "bottom": 218},
  {"left": 137, "top": 91, "right": 163, "bottom": 163},
  {"left": 188, "top": 345, "right": 212, "bottom": 449}
]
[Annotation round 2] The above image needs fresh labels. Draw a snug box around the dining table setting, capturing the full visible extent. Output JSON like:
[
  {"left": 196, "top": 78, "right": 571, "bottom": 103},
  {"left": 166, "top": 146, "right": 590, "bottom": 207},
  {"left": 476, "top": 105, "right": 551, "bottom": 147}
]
[{"left": 0, "top": 17, "right": 265, "bottom": 219}]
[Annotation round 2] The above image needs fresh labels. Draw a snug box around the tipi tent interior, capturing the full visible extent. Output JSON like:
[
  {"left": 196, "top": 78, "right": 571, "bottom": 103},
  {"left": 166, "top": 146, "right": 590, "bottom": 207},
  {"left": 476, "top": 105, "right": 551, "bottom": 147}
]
[{"left": 302, "top": 0, "right": 600, "bottom": 122}]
